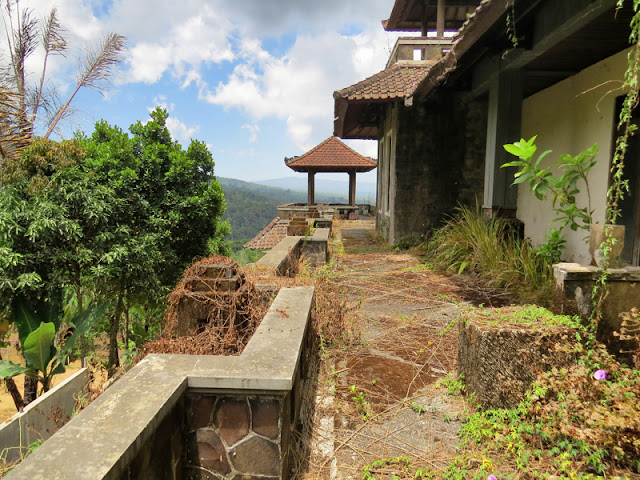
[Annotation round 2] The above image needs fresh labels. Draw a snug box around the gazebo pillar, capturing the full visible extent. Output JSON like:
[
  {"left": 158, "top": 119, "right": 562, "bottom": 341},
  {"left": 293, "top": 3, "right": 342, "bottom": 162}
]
[
  {"left": 307, "top": 171, "right": 316, "bottom": 206},
  {"left": 348, "top": 170, "right": 356, "bottom": 206}
]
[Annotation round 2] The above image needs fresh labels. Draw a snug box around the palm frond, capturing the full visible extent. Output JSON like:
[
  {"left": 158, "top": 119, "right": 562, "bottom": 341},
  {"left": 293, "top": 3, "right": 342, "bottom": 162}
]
[
  {"left": 44, "top": 33, "right": 125, "bottom": 139},
  {"left": 0, "top": 88, "right": 32, "bottom": 163},
  {"left": 32, "top": 7, "right": 67, "bottom": 123}
]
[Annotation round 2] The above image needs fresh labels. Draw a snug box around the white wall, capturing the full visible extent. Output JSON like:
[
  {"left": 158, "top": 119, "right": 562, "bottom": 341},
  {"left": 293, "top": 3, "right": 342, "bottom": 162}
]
[{"left": 519, "top": 48, "right": 630, "bottom": 263}]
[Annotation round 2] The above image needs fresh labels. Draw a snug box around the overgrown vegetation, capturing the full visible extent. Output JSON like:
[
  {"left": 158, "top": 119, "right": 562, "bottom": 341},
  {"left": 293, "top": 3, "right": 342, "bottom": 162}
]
[
  {"left": 0, "top": 108, "right": 229, "bottom": 411},
  {"left": 435, "top": 344, "right": 640, "bottom": 479},
  {"left": 425, "top": 205, "right": 554, "bottom": 305}
]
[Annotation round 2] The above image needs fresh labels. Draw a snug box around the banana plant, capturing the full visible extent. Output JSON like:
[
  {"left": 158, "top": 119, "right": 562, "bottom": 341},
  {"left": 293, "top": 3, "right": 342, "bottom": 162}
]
[{"left": 0, "top": 296, "right": 105, "bottom": 394}]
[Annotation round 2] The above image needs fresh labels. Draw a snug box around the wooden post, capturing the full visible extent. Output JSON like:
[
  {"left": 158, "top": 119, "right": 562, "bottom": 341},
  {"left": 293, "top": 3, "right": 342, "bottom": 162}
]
[
  {"left": 483, "top": 69, "right": 523, "bottom": 216},
  {"left": 308, "top": 171, "right": 315, "bottom": 206},
  {"left": 348, "top": 170, "right": 356, "bottom": 206},
  {"left": 437, "top": 0, "right": 445, "bottom": 38}
]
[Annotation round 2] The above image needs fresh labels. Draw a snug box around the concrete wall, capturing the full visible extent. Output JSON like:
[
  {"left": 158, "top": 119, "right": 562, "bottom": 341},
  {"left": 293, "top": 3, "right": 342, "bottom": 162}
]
[
  {"left": 256, "top": 228, "right": 330, "bottom": 275},
  {"left": 377, "top": 93, "right": 486, "bottom": 242},
  {"left": 4, "top": 287, "right": 315, "bottom": 480},
  {"left": 554, "top": 262, "right": 639, "bottom": 360},
  {"left": 519, "top": 49, "right": 630, "bottom": 263},
  {"left": 0, "top": 368, "right": 90, "bottom": 463}
]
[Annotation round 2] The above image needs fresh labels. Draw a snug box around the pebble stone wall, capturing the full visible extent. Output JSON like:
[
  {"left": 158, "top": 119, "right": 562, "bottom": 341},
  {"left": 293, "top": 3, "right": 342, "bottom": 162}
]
[{"left": 183, "top": 394, "right": 290, "bottom": 480}]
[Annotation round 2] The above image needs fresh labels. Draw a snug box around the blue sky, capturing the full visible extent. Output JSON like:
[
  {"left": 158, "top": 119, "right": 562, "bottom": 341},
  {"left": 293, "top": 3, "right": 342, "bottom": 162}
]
[{"left": 6, "top": 0, "right": 404, "bottom": 185}]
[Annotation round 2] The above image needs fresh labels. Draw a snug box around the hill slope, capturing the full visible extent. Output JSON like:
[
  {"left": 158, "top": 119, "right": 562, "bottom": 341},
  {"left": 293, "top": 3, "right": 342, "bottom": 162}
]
[
  {"left": 256, "top": 177, "right": 376, "bottom": 200},
  {"left": 218, "top": 177, "right": 347, "bottom": 245}
]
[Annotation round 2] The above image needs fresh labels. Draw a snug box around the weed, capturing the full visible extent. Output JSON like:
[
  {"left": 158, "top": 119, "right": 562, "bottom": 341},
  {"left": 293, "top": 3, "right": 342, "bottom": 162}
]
[
  {"left": 409, "top": 402, "right": 426, "bottom": 415},
  {"left": 438, "top": 373, "right": 465, "bottom": 396},
  {"left": 362, "top": 456, "right": 412, "bottom": 479},
  {"left": 349, "top": 385, "right": 372, "bottom": 421}
]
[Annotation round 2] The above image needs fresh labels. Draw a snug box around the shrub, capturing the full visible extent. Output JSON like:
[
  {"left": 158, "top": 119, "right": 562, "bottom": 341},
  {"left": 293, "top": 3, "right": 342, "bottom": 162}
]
[{"left": 425, "top": 205, "right": 554, "bottom": 305}]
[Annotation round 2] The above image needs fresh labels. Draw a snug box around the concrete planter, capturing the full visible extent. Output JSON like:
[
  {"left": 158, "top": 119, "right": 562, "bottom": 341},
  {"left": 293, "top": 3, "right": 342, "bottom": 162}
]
[{"left": 589, "top": 224, "right": 625, "bottom": 268}]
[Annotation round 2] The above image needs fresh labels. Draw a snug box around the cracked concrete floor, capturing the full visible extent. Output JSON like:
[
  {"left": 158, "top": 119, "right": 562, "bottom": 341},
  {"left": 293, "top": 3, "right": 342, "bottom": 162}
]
[{"left": 304, "top": 220, "right": 470, "bottom": 480}]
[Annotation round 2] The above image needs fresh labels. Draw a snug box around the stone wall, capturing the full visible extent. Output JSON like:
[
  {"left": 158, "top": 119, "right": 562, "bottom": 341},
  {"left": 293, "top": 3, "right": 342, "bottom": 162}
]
[
  {"left": 183, "top": 394, "right": 289, "bottom": 480},
  {"left": 458, "top": 316, "right": 578, "bottom": 410},
  {"left": 5, "top": 287, "right": 315, "bottom": 480},
  {"left": 391, "top": 91, "right": 486, "bottom": 240}
]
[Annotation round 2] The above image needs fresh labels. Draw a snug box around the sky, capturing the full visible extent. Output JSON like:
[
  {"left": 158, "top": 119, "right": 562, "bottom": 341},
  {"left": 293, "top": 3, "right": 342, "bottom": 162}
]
[{"left": 3, "top": 0, "right": 405, "bottom": 184}]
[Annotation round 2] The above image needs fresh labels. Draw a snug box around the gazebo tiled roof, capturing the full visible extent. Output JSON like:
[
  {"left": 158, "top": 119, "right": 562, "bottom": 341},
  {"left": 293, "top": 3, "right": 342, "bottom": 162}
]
[{"left": 285, "top": 136, "right": 377, "bottom": 173}]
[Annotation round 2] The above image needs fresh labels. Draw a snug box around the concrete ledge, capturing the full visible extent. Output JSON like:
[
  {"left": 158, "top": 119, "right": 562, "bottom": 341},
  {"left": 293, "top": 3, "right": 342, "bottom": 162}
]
[
  {"left": 256, "top": 236, "right": 302, "bottom": 276},
  {"left": 553, "top": 262, "right": 639, "bottom": 357},
  {"left": 0, "top": 367, "right": 90, "bottom": 463},
  {"left": 5, "top": 286, "right": 315, "bottom": 480},
  {"left": 256, "top": 228, "right": 330, "bottom": 275},
  {"left": 554, "top": 262, "right": 640, "bottom": 281}
]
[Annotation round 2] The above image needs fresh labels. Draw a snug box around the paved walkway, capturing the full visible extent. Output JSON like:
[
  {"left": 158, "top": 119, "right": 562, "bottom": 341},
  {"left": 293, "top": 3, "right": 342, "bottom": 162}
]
[{"left": 306, "top": 220, "right": 468, "bottom": 479}]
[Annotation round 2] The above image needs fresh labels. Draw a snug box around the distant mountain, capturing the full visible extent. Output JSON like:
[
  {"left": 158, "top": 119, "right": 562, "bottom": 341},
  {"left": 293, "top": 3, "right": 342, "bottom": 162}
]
[
  {"left": 256, "top": 176, "right": 377, "bottom": 201},
  {"left": 218, "top": 177, "right": 348, "bottom": 246}
]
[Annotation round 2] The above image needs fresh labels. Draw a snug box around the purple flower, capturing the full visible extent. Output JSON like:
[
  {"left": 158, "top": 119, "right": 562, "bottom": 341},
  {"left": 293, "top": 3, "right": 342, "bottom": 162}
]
[
  {"left": 593, "top": 369, "right": 607, "bottom": 381},
  {"left": 487, "top": 476, "right": 498, "bottom": 480}
]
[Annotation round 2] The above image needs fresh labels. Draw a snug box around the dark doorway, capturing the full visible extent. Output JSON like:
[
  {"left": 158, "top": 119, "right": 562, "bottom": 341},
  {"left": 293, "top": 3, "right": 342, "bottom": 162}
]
[{"left": 615, "top": 96, "right": 640, "bottom": 265}]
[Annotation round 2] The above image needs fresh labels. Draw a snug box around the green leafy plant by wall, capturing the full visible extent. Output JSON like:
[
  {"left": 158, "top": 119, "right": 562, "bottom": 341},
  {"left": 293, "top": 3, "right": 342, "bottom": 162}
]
[{"left": 502, "top": 136, "right": 598, "bottom": 247}]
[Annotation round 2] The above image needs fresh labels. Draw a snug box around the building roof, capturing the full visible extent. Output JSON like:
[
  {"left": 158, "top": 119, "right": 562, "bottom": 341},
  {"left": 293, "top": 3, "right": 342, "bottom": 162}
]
[
  {"left": 410, "top": 0, "right": 632, "bottom": 102},
  {"left": 333, "top": 62, "right": 435, "bottom": 139},
  {"left": 335, "top": 62, "right": 434, "bottom": 102},
  {"left": 243, "top": 217, "right": 289, "bottom": 250},
  {"left": 285, "top": 136, "right": 377, "bottom": 173},
  {"left": 382, "top": 0, "right": 482, "bottom": 33}
]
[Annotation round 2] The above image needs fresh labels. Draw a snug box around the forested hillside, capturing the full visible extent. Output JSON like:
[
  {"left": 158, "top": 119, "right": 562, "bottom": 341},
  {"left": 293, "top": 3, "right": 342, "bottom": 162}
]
[{"left": 219, "top": 177, "right": 346, "bottom": 248}]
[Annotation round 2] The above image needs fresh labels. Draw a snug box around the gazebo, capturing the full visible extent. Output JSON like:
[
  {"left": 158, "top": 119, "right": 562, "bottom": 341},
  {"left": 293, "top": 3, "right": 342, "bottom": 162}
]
[{"left": 284, "top": 136, "right": 377, "bottom": 206}]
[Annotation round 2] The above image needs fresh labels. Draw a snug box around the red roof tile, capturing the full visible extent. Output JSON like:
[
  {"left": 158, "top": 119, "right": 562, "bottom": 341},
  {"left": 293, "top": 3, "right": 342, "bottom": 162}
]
[
  {"left": 285, "top": 136, "right": 377, "bottom": 172},
  {"left": 244, "top": 218, "right": 289, "bottom": 250},
  {"left": 334, "top": 62, "right": 434, "bottom": 102}
]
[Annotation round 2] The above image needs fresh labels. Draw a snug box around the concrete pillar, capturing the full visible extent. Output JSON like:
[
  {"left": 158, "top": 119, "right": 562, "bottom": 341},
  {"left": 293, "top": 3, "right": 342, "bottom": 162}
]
[
  {"left": 437, "top": 0, "right": 445, "bottom": 38},
  {"left": 483, "top": 69, "right": 523, "bottom": 216},
  {"left": 348, "top": 171, "right": 356, "bottom": 206},
  {"left": 307, "top": 171, "right": 315, "bottom": 206}
]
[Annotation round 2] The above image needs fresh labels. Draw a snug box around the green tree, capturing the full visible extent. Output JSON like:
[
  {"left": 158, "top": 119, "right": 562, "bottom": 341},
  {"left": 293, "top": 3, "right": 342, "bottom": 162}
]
[
  {"left": 79, "top": 108, "right": 229, "bottom": 372},
  {"left": 0, "top": 138, "right": 115, "bottom": 406}
]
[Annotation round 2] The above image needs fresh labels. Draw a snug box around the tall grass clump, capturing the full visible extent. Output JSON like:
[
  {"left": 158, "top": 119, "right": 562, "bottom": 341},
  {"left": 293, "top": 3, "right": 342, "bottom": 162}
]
[{"left": 426, "top": 205, "right": 554, "bottom": 304}]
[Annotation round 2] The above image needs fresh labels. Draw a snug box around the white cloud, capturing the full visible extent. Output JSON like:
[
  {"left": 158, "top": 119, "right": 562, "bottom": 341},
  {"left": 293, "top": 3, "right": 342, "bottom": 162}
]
[
  {"left": 200, "top": 27, "right": 397, "bottom": 152},
  {"left": 123, "top": 4, "right": 234, "bottom": 84},
  {"left": 148, "top": 95, "right": 200, "bottom": 144},
  {"left": 242, "top": 124, "right": 260, "bottom": 143},
  {"left": 166, "top": 116, "right": 200, "bottom": 145}
]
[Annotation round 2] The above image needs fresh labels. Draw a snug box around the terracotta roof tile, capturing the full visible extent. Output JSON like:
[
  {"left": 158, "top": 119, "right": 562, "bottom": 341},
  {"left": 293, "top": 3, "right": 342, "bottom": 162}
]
[
  {"left": 334, "top": 62, "right": 435, "bottom": 102},
  {"left": 244, "top": 218, "right": 289, "bottom": 250},
  {"left": 285, "top": 136, "right": 377, "bottom": 172},
  {"left": 454, "top": 0, "right": 493, "bottom": 40}
]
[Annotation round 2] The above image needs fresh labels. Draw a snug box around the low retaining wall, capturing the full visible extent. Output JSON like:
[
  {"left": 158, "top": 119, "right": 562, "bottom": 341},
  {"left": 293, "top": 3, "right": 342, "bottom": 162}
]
[
  {"left": 554, "top": 262, "right": 639, "bottom": 357},
  {"left": 0, "top": 367, "right": 90, "bottom": 463},
  {"left": 458, "top": 312, "right": 579, "bottom": 410},
  {"left": 5, "top": 286, "right": 315, "bottom": 480},
  {"left": 256, "top": 228, "right": 330, "bottom": 275}
]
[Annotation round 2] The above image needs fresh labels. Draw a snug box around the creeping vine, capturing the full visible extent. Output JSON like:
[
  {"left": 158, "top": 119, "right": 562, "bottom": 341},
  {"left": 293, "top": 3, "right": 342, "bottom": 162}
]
[{"left": 590, "top": 1, "right": 640, "bottom": 328}]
